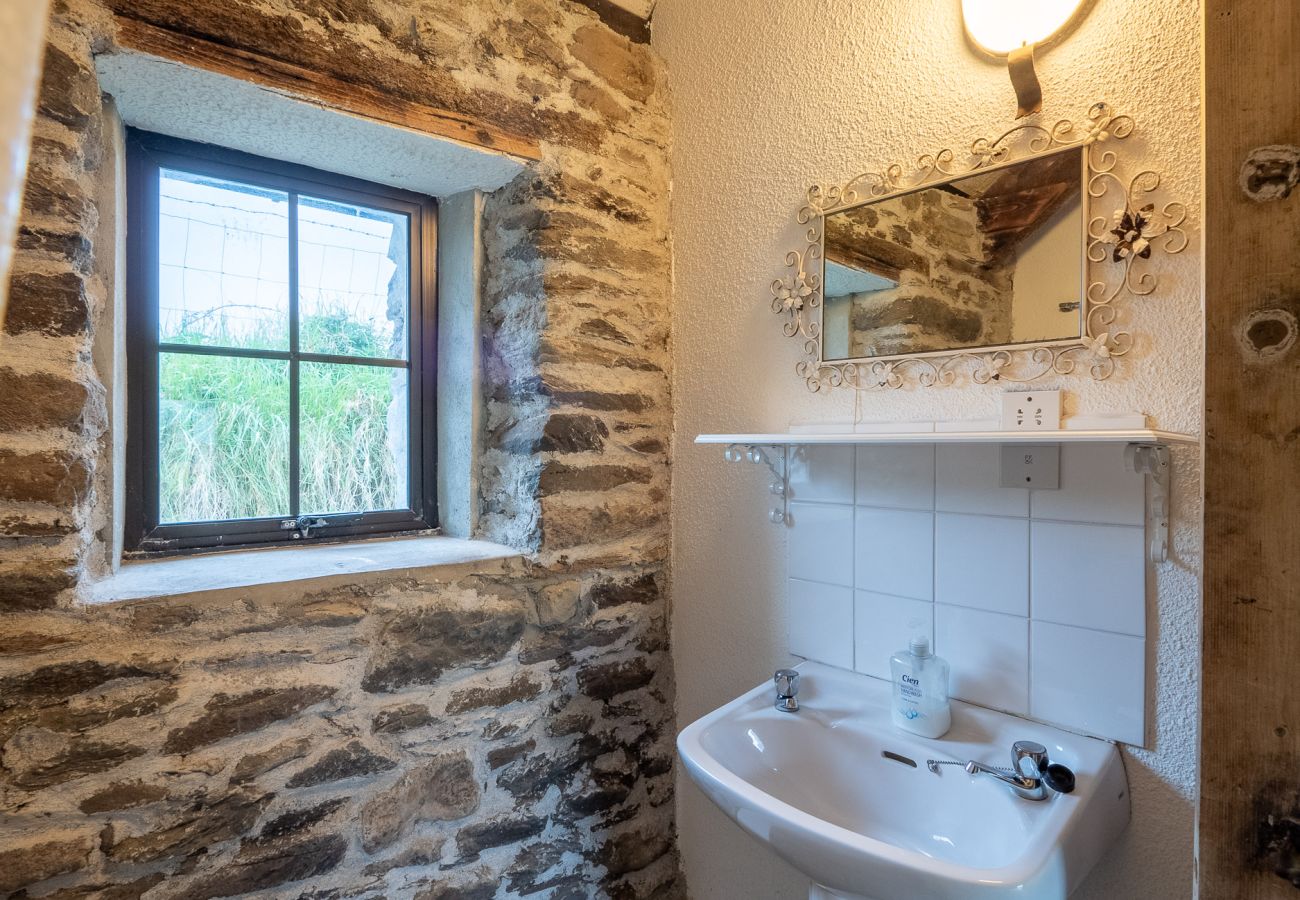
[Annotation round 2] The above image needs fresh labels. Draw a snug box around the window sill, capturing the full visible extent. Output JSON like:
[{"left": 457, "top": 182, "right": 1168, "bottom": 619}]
[{"left": 88, "top": 534, "right": 522, "bottom": 605}]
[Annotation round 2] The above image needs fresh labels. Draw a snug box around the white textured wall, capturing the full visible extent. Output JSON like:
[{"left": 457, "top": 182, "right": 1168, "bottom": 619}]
[{"left": 653, "top": 1, "right": 1203, "bottom": 898}]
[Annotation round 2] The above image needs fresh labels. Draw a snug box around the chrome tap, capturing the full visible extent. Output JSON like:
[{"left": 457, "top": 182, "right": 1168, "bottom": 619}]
[
  {"left": 773, "top": 668, "right": 800, "bottom": 712},
  {"left": 963, "top": 740, "right": 1076, "bottom": 801}
]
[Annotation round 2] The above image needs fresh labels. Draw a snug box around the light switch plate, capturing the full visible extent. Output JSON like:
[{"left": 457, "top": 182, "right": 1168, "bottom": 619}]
[
  {"left": 1000, "top": 390, "right": 1062, "bottom": 431},
  {"left": 1000, "top": 444, "right": 1061, "bottom": 490}
]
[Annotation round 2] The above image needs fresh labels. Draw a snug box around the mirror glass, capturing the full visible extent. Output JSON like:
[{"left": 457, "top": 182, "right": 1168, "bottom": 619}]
[{"left": 820, "top": 147, "right": 1085, "bottom": 361}]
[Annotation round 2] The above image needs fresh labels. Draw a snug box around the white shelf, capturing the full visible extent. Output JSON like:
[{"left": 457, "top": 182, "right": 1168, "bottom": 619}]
[
  {"left": 695, "top": 428, "right": 1198, "bottom": 446},
  {"left": 701, "top": 426, "right": 1194, "bottom": 564}
]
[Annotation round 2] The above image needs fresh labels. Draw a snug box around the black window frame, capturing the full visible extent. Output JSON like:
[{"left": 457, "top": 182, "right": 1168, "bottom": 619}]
[{"left": 124, "top": 130, "right": 439, "bottom": 555}]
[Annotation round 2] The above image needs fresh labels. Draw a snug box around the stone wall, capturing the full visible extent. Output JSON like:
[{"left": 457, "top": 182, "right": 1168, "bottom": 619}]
[
  {"left": 0, "top": 560, "right": 677, "bottom": 899},
  {"left": 0, "top": 0, "right": 677, "bottom": 897}
]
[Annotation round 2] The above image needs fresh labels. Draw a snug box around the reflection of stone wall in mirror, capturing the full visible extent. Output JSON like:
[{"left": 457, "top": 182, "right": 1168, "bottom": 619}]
[{"left": 820, "top": 148, "right": 1083, "bottom": 361}]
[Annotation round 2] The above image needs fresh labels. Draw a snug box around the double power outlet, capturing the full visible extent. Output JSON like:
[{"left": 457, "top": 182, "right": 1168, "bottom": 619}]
[
  {"left": 999, "top": 390, "right": 1062, "bottom": 490},
  {"left": 999, "top": 389, "right": 1062, "bottom": 432}
]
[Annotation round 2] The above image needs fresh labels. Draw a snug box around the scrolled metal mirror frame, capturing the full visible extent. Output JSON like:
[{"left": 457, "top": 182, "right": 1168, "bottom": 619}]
[{"left": 771, "top": 102, "right": 1188, "bottom": 392}]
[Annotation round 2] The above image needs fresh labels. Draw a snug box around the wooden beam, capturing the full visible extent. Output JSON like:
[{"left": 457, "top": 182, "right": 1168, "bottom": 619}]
[
  {"left": 1201, "top": 1, "right": 1300, "bottom": 896},
  {"left": 111, "top": 15, "right": 542, "bottom": 165}
]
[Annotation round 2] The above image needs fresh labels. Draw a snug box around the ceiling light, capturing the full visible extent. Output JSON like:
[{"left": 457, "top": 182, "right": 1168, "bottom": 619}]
[{"left": 961, "top": 0, "right": 1090, "bottom": 118}]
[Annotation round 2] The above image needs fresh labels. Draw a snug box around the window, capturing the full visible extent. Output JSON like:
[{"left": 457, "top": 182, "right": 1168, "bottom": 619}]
[{"left": 124, "top": 131, "right": 438, "bottom": 553}]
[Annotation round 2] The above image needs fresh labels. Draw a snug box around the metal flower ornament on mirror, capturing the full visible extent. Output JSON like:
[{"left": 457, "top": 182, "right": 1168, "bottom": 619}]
[
  {"left": 773, "top": 102, "right": 1189, "bottom": 391},
  {"left": 1079, "top": 332, "right": 1114, "bottom": 359},
  {"left": 1080, "top": 160, "right": 1188, "bottom": 377},
  {"left": 1103, "top": 205, "right": 1163, "bottom": 262},
  {"left": 771, "top": 245, "right": 823, "bottom": 353},
  {"left": 775, "top": 273, "right": 813, "bottom": 314}
]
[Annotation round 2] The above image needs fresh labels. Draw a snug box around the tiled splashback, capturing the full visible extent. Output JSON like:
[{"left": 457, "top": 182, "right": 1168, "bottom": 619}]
[{"left": 786, "top": 442, "right": 1148, "bottom": 746}]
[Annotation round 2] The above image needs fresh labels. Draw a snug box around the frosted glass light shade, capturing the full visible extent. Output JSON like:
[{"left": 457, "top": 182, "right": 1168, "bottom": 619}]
[{"left": 961, "top": 0, "right": 1086, "bottom": 56}]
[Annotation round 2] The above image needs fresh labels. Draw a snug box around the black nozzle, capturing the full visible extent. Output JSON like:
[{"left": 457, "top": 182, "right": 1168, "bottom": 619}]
[{"left": 1043, "top": 763, "right": 1076, "bottom": 794}]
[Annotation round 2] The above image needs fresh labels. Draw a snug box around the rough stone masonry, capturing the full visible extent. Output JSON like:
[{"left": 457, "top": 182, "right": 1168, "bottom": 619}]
[{"left": 0, "top": 0, "right": 678, "bottom": 897}]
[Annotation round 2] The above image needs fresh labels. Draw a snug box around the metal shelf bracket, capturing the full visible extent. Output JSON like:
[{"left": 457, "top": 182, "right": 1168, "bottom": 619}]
[
  {"left": 724, "top": 444, "right": 789, "bottom": 526},
  {"left": 1126, "top": 443, "right": 1172, "bottom": 563}
]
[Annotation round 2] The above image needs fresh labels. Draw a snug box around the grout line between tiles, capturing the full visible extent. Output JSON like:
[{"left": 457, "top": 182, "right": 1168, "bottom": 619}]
[
  {"left": 1031, "top": 616, "right": 1146, "bottom": 641},
  {"left": 930, "top": 445, "right": 938, "bottom": 647},
  {"left": 788, "top": 497, "right": 856, "bottom": 509},
  {"left": 1030, "top": 516, "right": 1146, "bottom": 529},
  {"left": 923, "top": 507, "right": 1146, "bottom": 529},
  {"left": 857, "top": 586, "right": 939, "bottom": 605},
  {"left": 930, "top": 599, "right": 1144, "bottom": 640},
  {"left": 852, "top": 500, "right": 936, "bottom": 512},
  {"left": 1028, "top": 512, "right": 1034, "bottom": 716},
  {"left": 929, "top": 453, "right": 940, "bottom": 652},
  {"left": 788, "top": 574, "right": 853, "bottom": 592},
  {"left": 851, "top": 446, "right": 858, "bottom": 672}
]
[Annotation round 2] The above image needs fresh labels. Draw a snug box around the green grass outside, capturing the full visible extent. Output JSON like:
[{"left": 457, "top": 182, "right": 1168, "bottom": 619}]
[{"left": 158, "top": 310, "right": 404, "bottom": 523}]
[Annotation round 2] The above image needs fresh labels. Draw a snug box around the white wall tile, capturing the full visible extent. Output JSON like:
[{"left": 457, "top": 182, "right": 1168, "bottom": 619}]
[
  {"left": 782, "top": 437, "right": 1151, "bottom": 743},
  {"left": 854, "top": 590, "right": 934, "bottom": 680},
  {"left": 1032, "top": 622, "right": 1145, "bottom": 745},
  {"left": 935, "top": 604, "right": 1029, "bottom": 714},
  {"left": 935, "top": 514, "right": 1029, "bottom": 616},
  {"left": 788, "top": 578, "right": 854, "bottom": 669},
  {"left": 1031, "top": 521, "right": 1145, "bottom": 636},
  {"left": 1031, "top": 443, "right": 1145, "bottom": 526},
  {"left": 936, "top": 444, "right": 1029, "bottom": 517},
  {"left": 789, "top": 445, "right": 855, "bottom": 504},
  {"left": 788, "top": 501, "right": 854, "bottom": 587},
  {"left": 855, "top": 507, "right": 934, "bottom": 600},
  {"left": 856, "top": 444, "right": 935, "bottom": 510}
]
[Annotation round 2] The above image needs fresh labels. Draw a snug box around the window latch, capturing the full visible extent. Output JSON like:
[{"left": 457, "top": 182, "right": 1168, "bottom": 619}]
[{"left": 281, "top": 516, "right": 330, "bottom": 539}]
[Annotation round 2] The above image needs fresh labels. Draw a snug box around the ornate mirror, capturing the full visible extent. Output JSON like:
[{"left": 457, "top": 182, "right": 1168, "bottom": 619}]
[{"left": 773, "top": 104, "right": 1187, "bottom": 391}]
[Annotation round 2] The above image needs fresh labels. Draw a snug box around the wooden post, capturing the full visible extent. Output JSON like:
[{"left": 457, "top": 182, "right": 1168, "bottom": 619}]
[{"left": 1201, "top": 1, "right": 1300, "bottom": 896}]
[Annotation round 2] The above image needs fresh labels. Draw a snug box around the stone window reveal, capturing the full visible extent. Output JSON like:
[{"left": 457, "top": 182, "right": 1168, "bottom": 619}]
[{"left": 123, "top": 131, "right": 439, "bottom": 553}]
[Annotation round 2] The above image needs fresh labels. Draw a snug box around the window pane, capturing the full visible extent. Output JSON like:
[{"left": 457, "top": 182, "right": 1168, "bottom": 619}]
[
  {"left": 159, "top": 353, "right": 290, "bottom": 523},
  {"left": 299, "top": 362, "right": 408, "bottom": 514},
  {"left": 298, "top": 196, "right": 409, "bottom": 360},
  {"left": 159, "top": 170, "right": 290, "bottom": 350}
]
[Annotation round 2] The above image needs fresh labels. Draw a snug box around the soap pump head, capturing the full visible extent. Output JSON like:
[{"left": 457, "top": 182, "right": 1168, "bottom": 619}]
[{"left": 909, "top": 636, "right": 933, "bottom": 658}]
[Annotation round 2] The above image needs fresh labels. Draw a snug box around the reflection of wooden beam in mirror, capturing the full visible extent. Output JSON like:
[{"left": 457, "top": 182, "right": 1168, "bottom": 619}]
[
  {"left": 818, "top": 149, "right": 1083, "bottom": 361},
  {"left": 971, "top": 150, "right": 1081, "bottom": 266}
]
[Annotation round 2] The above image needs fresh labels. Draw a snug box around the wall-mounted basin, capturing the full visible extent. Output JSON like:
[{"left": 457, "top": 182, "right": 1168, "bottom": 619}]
[{"left": 677, "top": 662, "right": 1129, "bottom": 900}]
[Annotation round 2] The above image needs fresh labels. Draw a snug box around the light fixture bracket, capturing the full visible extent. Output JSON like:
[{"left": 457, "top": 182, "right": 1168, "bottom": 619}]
[
  {"left": 1007, "top": 44, "right": 1043, "bottom": 119},
  {"left": 962, "top": 0, "right": 1091, "bottom": 117}
]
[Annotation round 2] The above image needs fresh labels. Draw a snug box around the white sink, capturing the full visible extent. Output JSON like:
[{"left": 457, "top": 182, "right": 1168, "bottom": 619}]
[{"left": 677, "top": 662, "right": 1129, "bottom": 900}]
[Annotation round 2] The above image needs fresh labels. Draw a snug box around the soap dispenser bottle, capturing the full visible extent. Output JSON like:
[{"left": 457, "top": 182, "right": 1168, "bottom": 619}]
[{"left": 890, "top": 636, "right": 951, "bottom": 739}]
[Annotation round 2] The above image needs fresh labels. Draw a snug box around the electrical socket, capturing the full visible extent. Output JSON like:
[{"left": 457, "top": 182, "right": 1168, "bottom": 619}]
[
  {"left": 1000, "top": 444, "right": 1061, "bottom": 490},
  {"left": 1000, "top": 390, "right": 1061, "bottom": 431}
]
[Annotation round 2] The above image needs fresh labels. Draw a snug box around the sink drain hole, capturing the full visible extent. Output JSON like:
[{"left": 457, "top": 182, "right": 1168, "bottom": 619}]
[{"left": 881, "top": 750, "right": 918, "bottom": 768}]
